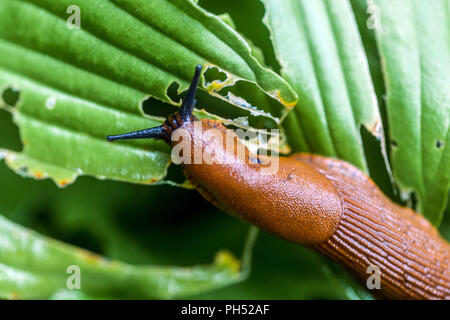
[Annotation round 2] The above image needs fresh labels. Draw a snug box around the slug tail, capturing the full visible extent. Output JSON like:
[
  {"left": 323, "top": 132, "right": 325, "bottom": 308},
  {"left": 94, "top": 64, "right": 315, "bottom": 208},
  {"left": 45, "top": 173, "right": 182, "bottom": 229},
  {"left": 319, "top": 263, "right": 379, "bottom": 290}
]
[{"left": 292, "top": 153, "right": 450, "bottom": 300}]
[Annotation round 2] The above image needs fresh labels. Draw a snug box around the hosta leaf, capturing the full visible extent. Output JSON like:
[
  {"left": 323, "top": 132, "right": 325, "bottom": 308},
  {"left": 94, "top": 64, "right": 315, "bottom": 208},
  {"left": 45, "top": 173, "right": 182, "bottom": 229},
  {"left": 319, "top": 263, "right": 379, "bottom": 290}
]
[
  {"left": 0, "top": 0, "right": 297, "bottom": 186},
  {"left": 371, "top": 0, "right": 449, "bottom": 225},
  {"left": 0, "top": 214, "right": 251, "bottom": 299},
  {"left": 261, "top": 0, "right": 382, "bottom": 171}
]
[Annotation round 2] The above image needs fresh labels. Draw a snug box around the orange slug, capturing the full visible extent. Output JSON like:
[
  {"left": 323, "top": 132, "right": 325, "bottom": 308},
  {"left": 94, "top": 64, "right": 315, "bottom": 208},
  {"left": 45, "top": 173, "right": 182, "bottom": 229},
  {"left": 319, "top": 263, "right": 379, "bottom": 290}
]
[{"left": 107, "top": 65, "right": 450, "bottom": 300}]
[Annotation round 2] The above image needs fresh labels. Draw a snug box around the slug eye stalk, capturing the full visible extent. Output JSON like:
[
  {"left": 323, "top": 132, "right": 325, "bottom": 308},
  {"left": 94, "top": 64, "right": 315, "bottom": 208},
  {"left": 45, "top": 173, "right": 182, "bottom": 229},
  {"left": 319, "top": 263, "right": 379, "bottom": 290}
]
[
  {"left": 179, "top": 64, "right": 201, "bottom": 121},
  {"left": 106, "top": 64, "right": 202, "bottom": 142},
  {"left": 106, "top": 126, "right": 165, "bottom": 142}
]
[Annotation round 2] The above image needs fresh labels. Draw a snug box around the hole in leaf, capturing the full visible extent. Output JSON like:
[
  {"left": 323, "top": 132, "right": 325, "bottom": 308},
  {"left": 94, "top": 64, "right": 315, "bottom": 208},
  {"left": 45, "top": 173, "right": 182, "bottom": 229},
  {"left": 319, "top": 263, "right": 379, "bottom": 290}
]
[
  {"left": 0, "top": 110, "right": 22, "bottom": 151},
  {"left": 391, "top": 140, "right": 398, "bottom": 148},
  {"left": 436, "top": 140, "right": 444, "bottom": 149},
  {"left": 166, "top": 81, "right": 181, "bottom": 104},
  {"left": 2, "top": 87, "right": 20, "bottom": 107},
  {"left": 142, "top": 96, "right": 178, "bottom": 118},
  {"left": 195, "top": 88, "right": 245, "bottom": 119},
  {"left": 217, "top": 80, "right": 280, "bottom": 129},
  {"left": 204, "top": 66, "right": 228, "bottom": 84}
]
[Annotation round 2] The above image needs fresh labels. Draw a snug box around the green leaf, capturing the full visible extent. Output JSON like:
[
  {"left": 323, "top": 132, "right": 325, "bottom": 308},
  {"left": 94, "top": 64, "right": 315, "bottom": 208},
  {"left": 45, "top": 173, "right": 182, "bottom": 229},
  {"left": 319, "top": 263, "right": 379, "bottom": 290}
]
[
  {"left": 0, "top": 213, "right": 251, "bottom": 299},
  {"left": 371, "top": 0, "right": 449, "bottom": 225},
  {"left": 261, "top": 0, "right": 382, "bottom": 171},
  {"left": 0, "top": 0, "right": 297, "bottom": 187}
]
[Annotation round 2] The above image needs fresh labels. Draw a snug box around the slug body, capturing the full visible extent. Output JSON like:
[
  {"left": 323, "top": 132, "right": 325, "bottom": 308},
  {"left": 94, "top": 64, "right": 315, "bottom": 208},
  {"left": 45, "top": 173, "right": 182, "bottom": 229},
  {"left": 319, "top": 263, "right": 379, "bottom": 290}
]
[{"left": 108, "top": 66, "right": 450, "bottom": 299}]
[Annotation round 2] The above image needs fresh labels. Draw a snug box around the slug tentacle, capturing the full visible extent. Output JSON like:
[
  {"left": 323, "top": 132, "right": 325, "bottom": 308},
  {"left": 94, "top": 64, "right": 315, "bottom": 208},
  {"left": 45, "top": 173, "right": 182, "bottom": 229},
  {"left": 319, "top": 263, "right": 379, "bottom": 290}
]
[
  {"left": 106, "top": 126, "right": 166, "bottom": 142},
  {"left": 179, "top": 64, "right": 202, "bottom": 122}
]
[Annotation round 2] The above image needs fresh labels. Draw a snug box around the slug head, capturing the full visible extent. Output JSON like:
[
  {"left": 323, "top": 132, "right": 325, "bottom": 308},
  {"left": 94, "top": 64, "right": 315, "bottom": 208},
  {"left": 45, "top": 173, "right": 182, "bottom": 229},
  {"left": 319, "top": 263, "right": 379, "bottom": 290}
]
[
  {"left": 106, "top": 64, "right": 246, "bottom": 165},
  {"left": 107, "top": 64, "right": 202, "bottom": 144}
]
